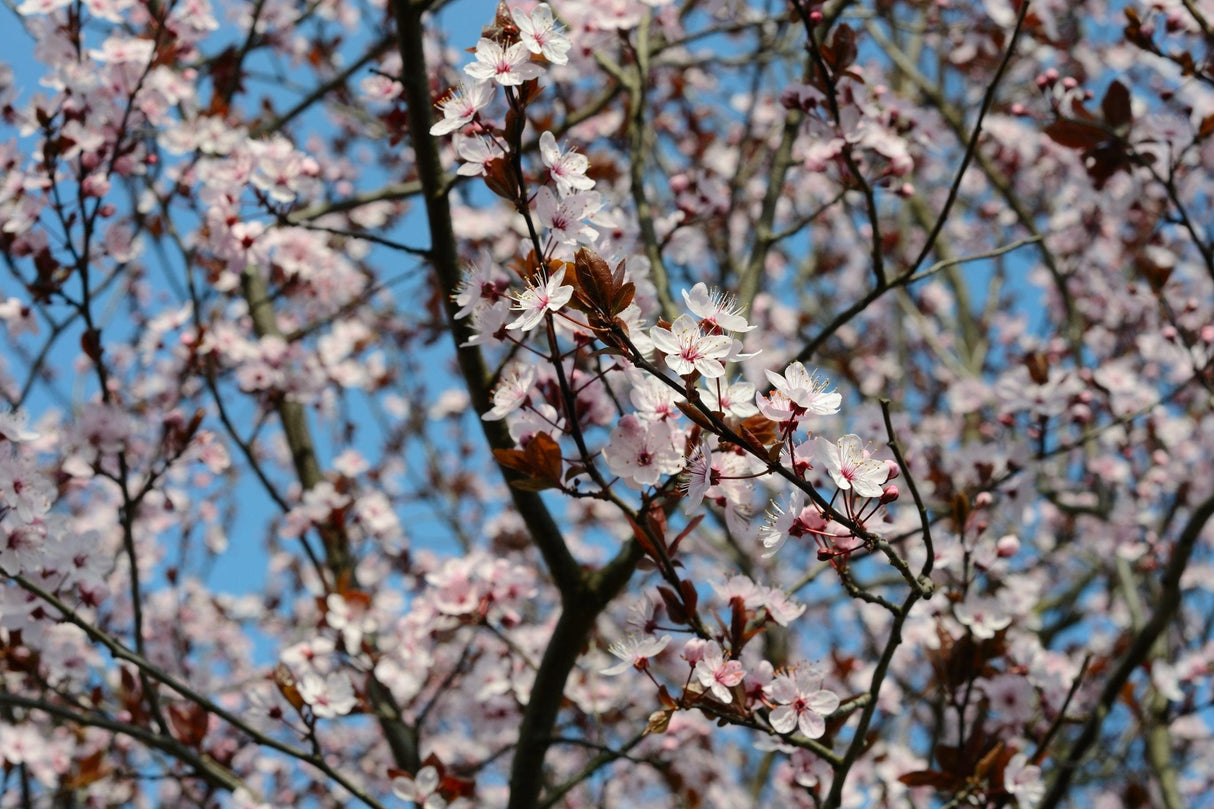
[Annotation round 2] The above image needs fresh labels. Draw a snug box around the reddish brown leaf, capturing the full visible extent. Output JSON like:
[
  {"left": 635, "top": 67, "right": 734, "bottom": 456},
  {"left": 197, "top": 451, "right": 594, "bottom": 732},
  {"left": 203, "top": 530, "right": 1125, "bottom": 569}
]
[
  {"left": 679, "top": 578, "right": 699, "bottom": 615},
  {"left": 676, "top": 400, "right": 718, "bottom": 432},
  {"left": 167, "top": 702, "right": 209, "bottom": 747},
  {"left": 482, "top": 157, "right": 517, "bottom": 202},
  {"left": 1198, "top": 114, "right": 1214, "bottom": 141},
  {"left": 492, "top": 447, "right": 530, "bottom": 474},
  {"left": 63, "top": 751, "right": 109, "bottom": 789},
  {"left": 830, "top": 24, "right": 857, "bottom": 72},
  {"left": 898, "top": 769, "right": 954, "bottom": 788},
  {"left": 657, "top": 585, "right": 688, "bottom": 625},
  {"left": 1101, "top": 80, "right": 1132, "bottom": 129},
  {"left": 974, "top": 741, "right": 1004, "bottom": 780},
  {"left": 525, "top": 431, "right": 564, "bottom": 484},
  {"left": 1044, "top": 120, "right": 1107, "bottom": 149},
  {"left": 667, "top": 513, "right": 704, "bottom": 556},
  {"left": 573, "top": 247, "right": 615, "bottom": 313},
  {"left": 626, "top": 513, "right": 661, "bottom": 561}
]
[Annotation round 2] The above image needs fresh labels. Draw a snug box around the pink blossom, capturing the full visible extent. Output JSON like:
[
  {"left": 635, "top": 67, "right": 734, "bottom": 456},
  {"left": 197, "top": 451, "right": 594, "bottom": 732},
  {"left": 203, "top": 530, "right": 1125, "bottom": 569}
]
[
  {"left": 533, "top": 186, "right": 601, "bottom": 245},
  {"left": 430, "top": 81, "right": 495, "bottom": 136},
  {"left": 815, "top": 435, "right": 887, "bottom": 499},
  {"left": 0, "top": 452, "right": 54, "bottom": 523},
  {"left": 680, "top": 441, "right": 716, "bottom": 511},
  {"left": 0, "top": 409, "right": 39, "bottom": 442},
  {"left": 650, "top": 314, "right": 733, "bottom": 378},
  {"left": 297, "top": 671, "right": 357, "bottom": 719},
  {"left": 766, "top": 666, "right": 839, "bottom": 739},
  {"left": 483, "top": 364, "right": 537, "bottom": 421},
  {"left": 505, "top": 265, "right": 574, "bottom": 332},
  {"left": 955, "top": 595, "right": 1012, "bottom": 640},
  {"left": 759, "top": 491, "right": 829, "bottom": 557},
  {"left": 628, "top": 370, "right": 684, "bottom": 421},
  {"left": 699, "top": 378, "right": 758, "bottom": 418},
  {"left": 539, "top": 131, "right": 594, "bottom": 196},
  {"left": 601, "top": 415, "right": 684, "bottom": 488},
  {"left": 692, "top": 640, "right": 746, "bottom": 703},
  {"left": 455, "top": 134, "right": 505, "bottom": 177},
  {"left": 1003, "top": 753, "right": 1045, "bottom": 806},
  {"left": 602, "top": 634, "right": 671, "bottom": 675},
  {"left": 764, "top": 362, "right": 841, "bottom": 414},
  {"left": 325, "top": 594, "right": 378, "bottom": 652},
  {"left": 513, "top": 4, "right": 572, "bottom": 65},
  {"left": 682, "top": 283, "right": 754, "bottom": 333},
  {"left": 464, "top": 38, "right": 545, "bottom": 86}
]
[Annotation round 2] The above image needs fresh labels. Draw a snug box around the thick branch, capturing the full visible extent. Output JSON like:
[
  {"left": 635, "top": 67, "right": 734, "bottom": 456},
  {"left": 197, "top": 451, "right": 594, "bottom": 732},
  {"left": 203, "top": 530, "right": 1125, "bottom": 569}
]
[{"left": 392, "top": 0, "right": 581, "bottom": 597}]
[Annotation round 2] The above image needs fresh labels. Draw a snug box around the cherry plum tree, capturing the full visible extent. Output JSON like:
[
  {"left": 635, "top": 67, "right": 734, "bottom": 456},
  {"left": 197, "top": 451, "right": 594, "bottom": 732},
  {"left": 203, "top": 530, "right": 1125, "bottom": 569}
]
[{"left": 1, "top": 0, "right": 1212, "bottom": 807}]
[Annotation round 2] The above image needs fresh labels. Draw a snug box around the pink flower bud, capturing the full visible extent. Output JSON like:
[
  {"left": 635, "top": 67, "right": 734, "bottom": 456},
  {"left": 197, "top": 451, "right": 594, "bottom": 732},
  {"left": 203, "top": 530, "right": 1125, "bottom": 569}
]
[
  {"left": 975, "top": 491, "right": 992, "bottom": 508},
  {"left": 996, "top": 534, "right": 1020, "bottom": 557},
  {"left": 81, "top": 174, "right": 110, "bottom": 198},
  {"left": 884, "top": 459, "right": 900, "bottom": 482},
  {"left": 879, "top": 484, "right": 899, "bottom": 504}
]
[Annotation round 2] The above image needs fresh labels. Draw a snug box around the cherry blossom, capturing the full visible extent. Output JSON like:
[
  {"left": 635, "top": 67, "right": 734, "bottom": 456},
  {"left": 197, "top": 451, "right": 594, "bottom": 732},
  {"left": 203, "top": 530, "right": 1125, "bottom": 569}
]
[
  {"left": 766, "top": 666, "right": 840, "bottom": 739},
  {"left": 601, "top": 415, "right": 684, "bottom": 488},
  {"left": 1004, "top": 753, "right": 1045, "bottom": 806},
  {"left": 505, "top": 265, "right": 574, "bottom": 332},
  {"left": 455, "top": 134, "right": 506, "bottom": 177},
  {"left": 533, "top": 186, "right": 601, "bottom": 245},
  {"left": 0, "top": 409, "right": 38, "bottom": 442},
  {"left": 513, "top": 3, "right": 572, "bottom": 66},
  {"left": 296, "top": 671, "right": 357, "bottom": 719},
  {"left": 955, "top": 595, "right": 1013, "bottom": 641},
  {"left": 539, "top": 131, "right": 594, "bottom": 196},
  {"left": 699, "top": 378, "right": 759, "bottom": 418},
  {"left": 815, "top": 434, "right": 888, "bottom": 499},
  {"left": 602, "top": 634, "right": 672, "bottom": 675},
  {"left": 682, "top": 283, "right": 755, "bottom": 333},
  {"left": 483, "top": 364, "right": 537, "bottom": 421},
  {"left": 764, "top": 362, "right": 841, "bottom": 415},
  {"left": 680, "top": 441, "right": 716, "bottom": 511},
  {"left": 463, "top": 38, "right": 545, "bottom": 86},
  {"left": 2, "top": 0, "right": 1212, "bottom": 806},
  {"left": 691, "top": 641, "right": 746, "bottom": 704},
  {"left": 429, "top": 80, "right": 495, "bottom": 136},
  {"left": 649, "top": 314, "right": 734, "bottom": 378}
]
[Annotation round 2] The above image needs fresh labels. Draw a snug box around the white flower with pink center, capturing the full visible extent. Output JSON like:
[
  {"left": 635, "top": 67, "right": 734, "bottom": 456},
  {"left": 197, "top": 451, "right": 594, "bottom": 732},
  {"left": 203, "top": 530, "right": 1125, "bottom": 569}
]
[
  {"left": 765, "top": 362, "right": 841, "bottom": 414},
  {"left": 650, "top": 314, "right": 733, "bottom": 379},
  {"left": 602, "top": 634, "right": 671, "bottom": 675},
  {"left": 766, "top": 666, "right": 839, "bottom": 739},
  {"left": 539, "top": 131, "right": 593, "bottom": 196},
  {"left": 429, "top": 80, "right": 494, "bottom": 136},
  {"left": 506, "top": 266, "right": 574, "bottom": 333},
  {"left": 692, "top": 640, "right": 746, "bottom": 703},
  {"left": 815, "top": 434, "right": 887, "bottom": 499},
  {"left": 513, "top": 3, "right": 571, "bottom": 65},
  {"left": 682, "top": 282, "right": 754, "bottom": 333},
  {"left": 601, "top": 415, "right": 684, "bottom": 488},
  {"left": 464, "top": 38, "right": 544, "bottom": 86}
]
